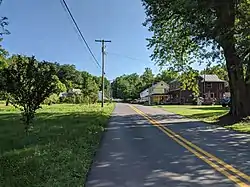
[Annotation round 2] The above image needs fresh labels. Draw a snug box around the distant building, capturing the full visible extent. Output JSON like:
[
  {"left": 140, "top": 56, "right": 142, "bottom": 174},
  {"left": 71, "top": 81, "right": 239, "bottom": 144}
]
[
  {"left": 68, "top": 89, "right": 81, "bottom": 95},
  {"left": 140, "top": 81, "right": 169, "bottom": 105},
  {"left": 59, "top": 88, "right": 82, "bottom": 98},
  {"left": 140, "top": 88, "right": 149, "bottom": 101},
  {"left": 139, "top": 75, "right": 228, "bottom": 105},
  {"left": 167, "top": 74, "right": 227, "bottom": 104},
  {"left": 98, "top": 91, "right": 108, "bottom": 101},
  {"left": 198, "top": 74, "right": 226, "bottom": 103},
  {"left": 168, "top": 79, "right": 193, "bottom": 104}
]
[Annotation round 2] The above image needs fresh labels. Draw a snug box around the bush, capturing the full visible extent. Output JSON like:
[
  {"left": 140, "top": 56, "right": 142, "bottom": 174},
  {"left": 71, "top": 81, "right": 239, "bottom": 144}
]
[
  {"left": 75, "top": 94, "right": 87, "bottom": 104},
  {"left": 1, "top": 56, "right": 58, "bottom": 132},
  {"left": 60, "top": 94, "right": 99, "bottom": 104},
  {"left": 60, "top": 94, "right": 89, "bottom": 104},
  {"left": 43, "top": 94, "right": 60, "bottom": 105}
]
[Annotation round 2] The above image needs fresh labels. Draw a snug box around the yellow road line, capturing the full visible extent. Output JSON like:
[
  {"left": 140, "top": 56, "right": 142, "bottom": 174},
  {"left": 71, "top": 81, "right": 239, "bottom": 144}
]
[
  {"left": 130, "top": 105, "right": 250, "bottom": 181},
  {"left": 129, "top": 105, "right": 250, "bottom": 187}
]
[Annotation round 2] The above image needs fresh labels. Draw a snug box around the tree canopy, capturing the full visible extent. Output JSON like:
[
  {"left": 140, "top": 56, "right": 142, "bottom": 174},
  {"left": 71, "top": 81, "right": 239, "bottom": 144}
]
[
  {"left": 143, "top": 0, "right": 250, "bottom": 117},
  {"left": 0, "top": 0, "right": 9, "bottom": 36},
  {"left": 112, "top": 68, "right": 180, "bottom": 100},
  {"left": 0, "top": 53, "right": 111, "bottom": 131},
  {"left": 200, "top": 64, "right": 228, "bottom": 81}
]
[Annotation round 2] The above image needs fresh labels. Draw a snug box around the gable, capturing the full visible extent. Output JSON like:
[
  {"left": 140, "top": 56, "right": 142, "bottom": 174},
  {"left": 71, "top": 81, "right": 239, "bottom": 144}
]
[{"left": 152, "top": 81, "right": 169, "bottom": 88}]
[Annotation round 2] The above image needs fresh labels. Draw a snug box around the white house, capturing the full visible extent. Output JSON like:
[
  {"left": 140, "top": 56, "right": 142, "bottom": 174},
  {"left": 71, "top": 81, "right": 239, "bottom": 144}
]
[{"left": 140, "top": 88, "right": 149, "bottom": 101}]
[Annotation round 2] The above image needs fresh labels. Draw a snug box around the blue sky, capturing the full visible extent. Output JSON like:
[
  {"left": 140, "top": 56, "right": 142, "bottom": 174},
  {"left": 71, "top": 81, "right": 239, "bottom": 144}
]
[{"left": 0, "top": 0, "right": 162, "bottom": 80}]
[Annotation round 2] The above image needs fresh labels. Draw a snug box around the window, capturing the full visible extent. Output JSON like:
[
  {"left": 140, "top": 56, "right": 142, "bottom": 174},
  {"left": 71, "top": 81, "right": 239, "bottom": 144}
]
[
  {"left": 207, "top": 83, "right": 212, "bottom": 88},
  {"left": 210, "top": 93, "right": 214, "bottom": 98},
  {"left": 161, "top": 83, "right": 164, "bottom": 86},
  {"left": 219, "top": 83, "right": 223, "bottom": 90}
]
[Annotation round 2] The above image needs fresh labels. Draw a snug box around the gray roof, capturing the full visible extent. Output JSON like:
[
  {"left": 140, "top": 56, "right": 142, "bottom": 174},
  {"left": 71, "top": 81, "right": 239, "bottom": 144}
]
[
  {"left": 169, "top": 79, "right": 180, "bottom": 84},
  {"left": 152, "top": 81, "right": 168, "bottom": 88},
  {"left": 199, "top": 74, "right": 225, "bottom": 82}
]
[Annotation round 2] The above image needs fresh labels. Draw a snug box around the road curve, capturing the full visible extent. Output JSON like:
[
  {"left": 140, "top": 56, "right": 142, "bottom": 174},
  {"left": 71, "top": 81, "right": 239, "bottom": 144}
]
[{"left": 86, "top": 103, "right": 250, "bottom": 187}]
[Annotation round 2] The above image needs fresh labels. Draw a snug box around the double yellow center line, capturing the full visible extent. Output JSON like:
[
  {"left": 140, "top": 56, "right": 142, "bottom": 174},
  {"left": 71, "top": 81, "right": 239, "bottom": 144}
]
[{"left": 129, "top": 105, "right": 250, "bottom": 187}]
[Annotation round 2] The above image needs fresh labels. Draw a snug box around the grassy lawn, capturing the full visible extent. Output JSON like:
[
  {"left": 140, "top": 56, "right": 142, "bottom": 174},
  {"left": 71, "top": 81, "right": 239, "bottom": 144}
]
[
  {"left": 157, "top": 105, "right": 250, "bottom": 133},
  {"left": 0, "top": 103, "right": 115, "bottom": 187}
]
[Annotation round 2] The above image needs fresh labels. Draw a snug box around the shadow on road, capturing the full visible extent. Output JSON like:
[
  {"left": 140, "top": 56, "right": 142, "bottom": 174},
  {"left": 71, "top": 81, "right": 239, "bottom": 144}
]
[
  {"left": 87, "top": 109, "right": 250, "bottom": 187},
  {"left": 149, "top": 113, "right": 250, "bottom": 178}
]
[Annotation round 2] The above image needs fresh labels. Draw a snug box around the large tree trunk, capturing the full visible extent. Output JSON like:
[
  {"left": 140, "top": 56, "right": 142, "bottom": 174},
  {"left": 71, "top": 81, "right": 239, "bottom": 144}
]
[
  {"left": 223, "top": 44, "right": 250, "bottom": 117},
  {"left": 244, "top": 62, "right": 250, "bottom": 97},
  {"left": 217, "top": 0, "right": 250, "bottom": 118}
]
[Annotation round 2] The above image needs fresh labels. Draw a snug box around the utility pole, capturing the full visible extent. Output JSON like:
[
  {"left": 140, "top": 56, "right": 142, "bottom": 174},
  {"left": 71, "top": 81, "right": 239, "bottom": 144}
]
[{"left": 95, "top": 39, "right": 111, "bottom": 107}]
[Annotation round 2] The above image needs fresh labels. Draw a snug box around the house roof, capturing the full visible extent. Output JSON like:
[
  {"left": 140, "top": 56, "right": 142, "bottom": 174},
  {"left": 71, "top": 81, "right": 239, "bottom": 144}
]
[
  {"left": 140, "top": 81, "right": 169, "bottom": 95},
  {"left": 169, "top": 79, "right": 179, "bottom": 84},
  {"left": 199, "top": 75, "right": 225, "bottom": 82},
  {"left": 152, "top": 81, "right": 169, "bottom": 88},
  {"left": 140, "top": 88, "right": 149, "bottom": 94}
]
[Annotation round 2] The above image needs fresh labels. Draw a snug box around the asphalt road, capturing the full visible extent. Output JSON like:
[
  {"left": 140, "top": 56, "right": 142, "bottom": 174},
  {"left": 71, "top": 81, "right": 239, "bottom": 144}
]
[{"left": 86, "top": 103, "right": 250, "bottom": 187}]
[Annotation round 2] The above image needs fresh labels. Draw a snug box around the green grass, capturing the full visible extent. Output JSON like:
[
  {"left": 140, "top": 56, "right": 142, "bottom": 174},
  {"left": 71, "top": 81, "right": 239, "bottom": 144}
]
[
  {"left": 157, "top": 105, "right": 250, "bottom": 133},
  {"left": 0, "top": 103, "right": 115, "bottom": 187}
]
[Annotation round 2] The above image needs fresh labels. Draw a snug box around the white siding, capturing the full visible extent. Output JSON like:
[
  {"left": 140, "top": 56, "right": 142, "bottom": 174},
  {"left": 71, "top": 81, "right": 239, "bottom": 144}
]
[{"left": 140, "top": 89, "right": 149, "bottom": 98}]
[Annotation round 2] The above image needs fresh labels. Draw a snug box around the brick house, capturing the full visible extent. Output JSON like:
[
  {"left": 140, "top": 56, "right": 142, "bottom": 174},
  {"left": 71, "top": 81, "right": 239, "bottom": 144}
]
[
  {"left": 168, "top": 80, "right": 193, "bottom": 104},
  {"left": 168, "top": 74, "right": 227, "bottom": 104},
  {"left": 198, "top": 75, "right": 226, "bottom": 104}
]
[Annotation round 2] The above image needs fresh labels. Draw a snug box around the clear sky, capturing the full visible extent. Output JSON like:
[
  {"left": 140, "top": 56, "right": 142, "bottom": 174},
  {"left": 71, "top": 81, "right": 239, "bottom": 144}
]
[{"left": 0, "top": 0, "right": 162, "bottom": 80}]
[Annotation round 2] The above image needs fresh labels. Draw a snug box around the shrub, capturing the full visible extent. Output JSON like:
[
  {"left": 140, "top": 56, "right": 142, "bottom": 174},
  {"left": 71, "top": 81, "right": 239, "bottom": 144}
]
[
  {"left": 1, "top": 56, "right": 58, "bottom": 132},
  {"left": 43, "top": 94, "right": 59, "bottom": 105},
  {"left": 60, "top": 94, "right": 96, "bottom": 104}
]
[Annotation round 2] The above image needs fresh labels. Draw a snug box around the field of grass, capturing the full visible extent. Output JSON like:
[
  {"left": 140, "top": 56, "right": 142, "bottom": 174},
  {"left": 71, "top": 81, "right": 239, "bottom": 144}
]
[
  {"left": 0, "top": 103, "right": 115, "bottom": 187},
  {"left": 157, "top": 105, "right": 250, "bottom": 133}
]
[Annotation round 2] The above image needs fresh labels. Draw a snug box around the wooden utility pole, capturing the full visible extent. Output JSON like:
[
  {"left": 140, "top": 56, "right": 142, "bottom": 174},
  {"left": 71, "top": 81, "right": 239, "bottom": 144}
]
[{"left": 95, "top": 39, "right": 111, "bottom": 107}]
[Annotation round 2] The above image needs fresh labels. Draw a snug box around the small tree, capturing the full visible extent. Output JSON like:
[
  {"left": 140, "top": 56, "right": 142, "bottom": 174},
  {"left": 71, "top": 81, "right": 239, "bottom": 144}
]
[
  {"left": 2, "top": 55, "right": 58, "bottom": 132},
  {"left": 178, "top": 68, "right": 200, "bottom": 97},
  {"left": 82, "top": 77, "right": 99, "bottom": 104}
]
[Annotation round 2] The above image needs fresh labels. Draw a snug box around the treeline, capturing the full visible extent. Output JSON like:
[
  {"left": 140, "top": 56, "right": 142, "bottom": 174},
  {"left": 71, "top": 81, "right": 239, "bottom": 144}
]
[
  {"left": 0, "top": 55, "right": 110, "bottom": 131},
  {"left": 112, "top": 65, "right": 228, "bottom": 101},
  {"left": 0, "top": 55, "right": 111, "bottom": 104}
]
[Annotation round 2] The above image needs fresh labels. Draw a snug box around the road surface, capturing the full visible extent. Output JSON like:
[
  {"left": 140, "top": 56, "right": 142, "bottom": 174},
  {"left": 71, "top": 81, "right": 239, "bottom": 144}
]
[{"left": 86, "top": 103, "right": 250, "bottom": 187}]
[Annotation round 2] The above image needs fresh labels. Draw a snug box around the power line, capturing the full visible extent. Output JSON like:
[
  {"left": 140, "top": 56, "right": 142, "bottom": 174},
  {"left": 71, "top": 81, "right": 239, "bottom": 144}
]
[
  {"left": 60, "top": 0, "right": 101, "bottom": 69},
  {"left": 107, "top": 52, "right": 153, "bottom": 64}
]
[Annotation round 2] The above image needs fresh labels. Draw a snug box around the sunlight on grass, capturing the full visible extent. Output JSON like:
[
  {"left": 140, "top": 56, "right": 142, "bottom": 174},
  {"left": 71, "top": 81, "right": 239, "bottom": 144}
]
[
  {"left": 158, "top": 105, "right": 250, "bottom": 133},
  {"left": 225, "top": 123, "right": 250, "bottom": 133},
  {"left": 158, "top": 105, "right": 228, "bottom": 122},
  {"left": 0, "top": 103, "right": 115, "bottom": 187}
]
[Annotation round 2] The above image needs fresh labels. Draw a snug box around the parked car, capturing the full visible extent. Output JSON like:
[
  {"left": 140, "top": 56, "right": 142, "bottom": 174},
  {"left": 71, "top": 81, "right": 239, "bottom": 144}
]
[{"left": 221, "top": 97, "right": 231, "bottom": 107}]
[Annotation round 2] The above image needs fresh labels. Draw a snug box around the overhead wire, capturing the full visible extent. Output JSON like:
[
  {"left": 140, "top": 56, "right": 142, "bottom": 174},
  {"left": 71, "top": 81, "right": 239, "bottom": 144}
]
[
  {"left": 60, "top": 0, "right": 101, "bottom": 69},
  {"left": 107, "top": 52, "right": 160, "bottom": 74},
  {"left": 107, "top": 52, "right": 153, "bottom": 64}
]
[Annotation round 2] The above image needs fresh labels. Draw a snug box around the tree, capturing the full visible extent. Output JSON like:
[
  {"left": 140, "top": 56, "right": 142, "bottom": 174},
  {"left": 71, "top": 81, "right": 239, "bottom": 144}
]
[
  {"left": 1, "top": 55, "right": 58, "bottom": 132},
  {"left": 82, "top": 77, "right": 99, "bottom": 103},
  {"left": 55, "top": 79, "right": 67, "bottom": 93},
  {"left": 93, "top": 76, "right": 111, "bottom": 97},
  {"left": 200, "top": 64, "right": 228, "bottom": 81},
  {"left": 0, "top": 40, "right": 8, "bottom": 69},
  {"left": 155, "top": 70, "right": 178, "bottom": 83},
  {"left": 0, "top": 0, "right": 9, "bottom": 36},
  {"left": 141, "top": 68, "right": 154, "bottom": 89},
  {"left": 57, "top": 64, "right": 82, "bottom": 90},
  {"left": 143, "top": 0, "right": 250, "bottom": 117},
  {"left": 80, "top": 71, "right": 99, "bottom": 103},
  {"left": 179, "top": 68, "right": 199, "bottom": 97},
  {"left": 112, "top": 73, "right": 144, "bottom": 101}
]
